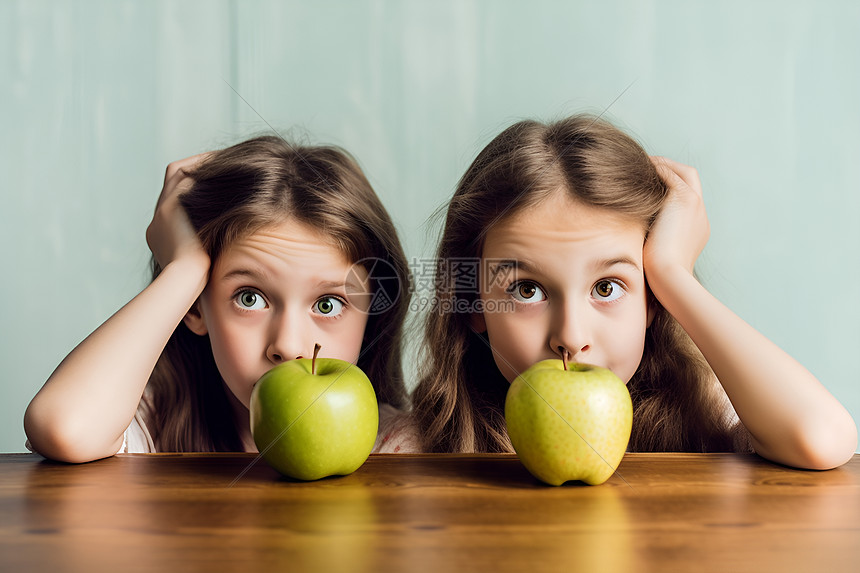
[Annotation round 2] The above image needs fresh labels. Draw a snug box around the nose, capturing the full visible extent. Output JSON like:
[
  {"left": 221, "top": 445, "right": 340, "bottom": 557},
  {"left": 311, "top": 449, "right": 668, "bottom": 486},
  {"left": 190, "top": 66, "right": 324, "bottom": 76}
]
[
  {"left": 548, "top": 300, "right": 592, "bottom": 363},
  {"left": 265, "top": 311, "right": 309, "bottom": 365}
]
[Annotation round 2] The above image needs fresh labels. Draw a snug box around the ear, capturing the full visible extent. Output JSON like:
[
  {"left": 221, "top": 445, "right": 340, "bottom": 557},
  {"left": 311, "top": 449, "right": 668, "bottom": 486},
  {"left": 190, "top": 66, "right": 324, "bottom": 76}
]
[
  {"left": 469, "top": 311, "right": 487, "bottom": 334},
  {"left": 646, "top": 296, "right": 657, "bottom": 328},
  {"left": 183, "top": 301, "right": 208, "bottom": 336}
]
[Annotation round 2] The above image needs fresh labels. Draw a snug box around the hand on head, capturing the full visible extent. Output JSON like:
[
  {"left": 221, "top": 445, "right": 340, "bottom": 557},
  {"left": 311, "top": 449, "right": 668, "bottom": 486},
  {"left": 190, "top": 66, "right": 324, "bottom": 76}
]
[
  {"left": 644, "top": 156, "right": 710, "bottom": 282},
  {"left": 146, "top": 153, "right": 213, "bottom": 273}
]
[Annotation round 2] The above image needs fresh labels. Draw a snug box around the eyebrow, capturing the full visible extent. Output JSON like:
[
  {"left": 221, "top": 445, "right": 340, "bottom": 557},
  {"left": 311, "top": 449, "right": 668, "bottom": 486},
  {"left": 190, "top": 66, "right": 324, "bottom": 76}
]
[
  {"left": 221, "top": 268, "right": 264, "bottom": 281},
  {"left": 221, "top": 268, "right": 363, "bottom": 292},
  {"left": 487, "top": 256, "right": 641, "bottom": 278},
  {"left": 487, "top": 259, "right": 536, "bottom": 279},
  {"left": 316, "top": 279, "right": 360, "bottom": 291},
  {"left": 593, "top": 256, "right": 642, "bottom": 273}
]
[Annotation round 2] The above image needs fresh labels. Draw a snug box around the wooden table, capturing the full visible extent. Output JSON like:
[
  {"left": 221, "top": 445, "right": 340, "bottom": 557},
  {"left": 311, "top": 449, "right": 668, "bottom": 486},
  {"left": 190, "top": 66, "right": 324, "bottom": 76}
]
[{"left": 1, "top": 452, "right": 858, "bottom": 572}]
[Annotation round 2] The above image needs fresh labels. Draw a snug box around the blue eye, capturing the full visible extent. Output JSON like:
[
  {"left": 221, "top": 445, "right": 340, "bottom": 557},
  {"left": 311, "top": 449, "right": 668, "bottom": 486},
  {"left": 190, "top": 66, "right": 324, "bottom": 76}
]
[
  {"left": 508, "top": 281, "right": 546, "bottom": 304},
  {"left": 236, "top": 290, "right": 267, "bottom": 310},
  {"left": 314, "top": 297, "right": 345, "bottom": 316},
  {"left": 592, "top": 280, "right": 624, "bottom": 302}
]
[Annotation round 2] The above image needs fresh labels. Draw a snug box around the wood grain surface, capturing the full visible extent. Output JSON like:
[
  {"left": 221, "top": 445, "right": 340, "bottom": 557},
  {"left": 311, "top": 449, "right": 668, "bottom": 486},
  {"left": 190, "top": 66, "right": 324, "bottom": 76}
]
[{"left": 1, "top": 452, "right": 857, "bottom": 572}]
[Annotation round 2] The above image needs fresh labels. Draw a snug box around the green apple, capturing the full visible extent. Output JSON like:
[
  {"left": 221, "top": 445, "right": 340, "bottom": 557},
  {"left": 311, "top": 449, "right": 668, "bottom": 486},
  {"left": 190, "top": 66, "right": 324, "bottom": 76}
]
[
  {"left": 505, "top": 356, "right": 632, "bottom": 486},
  {"left": 250, "top": 344, "right": 379, "bottom": 481}
]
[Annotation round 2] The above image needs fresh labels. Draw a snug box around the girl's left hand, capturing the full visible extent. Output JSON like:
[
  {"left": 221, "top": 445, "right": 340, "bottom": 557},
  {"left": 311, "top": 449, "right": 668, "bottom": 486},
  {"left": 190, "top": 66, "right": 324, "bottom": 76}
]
[
  {"left": 644, "top": 156, "right": 710, "bottom": 282},
  {"left": 641, "top": 157, "right": 858, "bottom": 471}
]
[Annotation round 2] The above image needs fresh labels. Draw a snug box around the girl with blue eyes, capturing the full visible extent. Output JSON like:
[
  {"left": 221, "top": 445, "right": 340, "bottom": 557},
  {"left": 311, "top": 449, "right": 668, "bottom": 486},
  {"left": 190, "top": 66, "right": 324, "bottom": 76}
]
[
  {"left": 411, "top": 114, "right": 856, "bottom": 469},
  {"left": 25, "top": 136, "right": 419, "bottom": 461}
]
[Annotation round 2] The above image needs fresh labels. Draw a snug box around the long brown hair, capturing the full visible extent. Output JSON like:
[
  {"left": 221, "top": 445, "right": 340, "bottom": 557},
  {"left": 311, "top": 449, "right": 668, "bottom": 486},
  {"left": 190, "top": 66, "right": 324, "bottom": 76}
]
[
  {"left": 145, "top": 135, "right": 410, "bottom": 451},
  {"left": 411, "top": 114, "right": 750, "bottom": 453}
]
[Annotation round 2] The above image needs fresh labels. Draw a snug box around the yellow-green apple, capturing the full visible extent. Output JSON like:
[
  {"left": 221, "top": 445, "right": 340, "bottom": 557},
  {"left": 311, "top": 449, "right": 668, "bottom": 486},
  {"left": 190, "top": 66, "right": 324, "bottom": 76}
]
[
  {"left": 505, "top": 352, "right": 632, "bottom": 485},
  {"left": 250, "top": 344, "right": 378, "bottom": 480}
]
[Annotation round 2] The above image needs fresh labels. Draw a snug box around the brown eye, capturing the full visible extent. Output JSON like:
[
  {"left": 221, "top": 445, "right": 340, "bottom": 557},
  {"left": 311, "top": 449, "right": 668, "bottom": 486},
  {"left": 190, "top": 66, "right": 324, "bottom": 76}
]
[
  {"left": 518, "top": 283, "right": 537, "bottom": 299},
  {"left": 595, "top": 281, "right": 613, "bottom": 297},
  {"left": 509, "top": 281, "right": 546, "bottom": 304},
  {"left": 592, "top": 280, "right": 623, "bottom": 301}
]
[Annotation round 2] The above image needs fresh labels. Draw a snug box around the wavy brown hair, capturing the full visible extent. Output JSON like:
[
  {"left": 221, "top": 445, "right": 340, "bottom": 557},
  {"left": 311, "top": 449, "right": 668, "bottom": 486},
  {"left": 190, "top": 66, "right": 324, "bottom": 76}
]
[
  {"left": 144, "top": 135, "right": 410, "bottom": 452},
  {"left": 411, "top": 114, "right": 750, "bottom": 453}
]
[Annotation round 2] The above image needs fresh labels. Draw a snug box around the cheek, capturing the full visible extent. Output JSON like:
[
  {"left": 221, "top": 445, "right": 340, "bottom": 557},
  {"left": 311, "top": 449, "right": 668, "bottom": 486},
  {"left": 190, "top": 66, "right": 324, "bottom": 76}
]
[
  {"left": 608, "top": 305, "right": 650, "bottom": 383},
  {"left": 207, "top": 319, "right": 257, "bottom": 381},
  {"left": 318, "top": 313, "right": 369, "bottom": 363},
  {"left": 198, "top": 299, "right": 264, "bottom": 382},
  {"left": 613, "top": 333, "right": 647, "bottom": 384},
  {"left": 483, "top": 311, "right": 546, "bottom": 382}
]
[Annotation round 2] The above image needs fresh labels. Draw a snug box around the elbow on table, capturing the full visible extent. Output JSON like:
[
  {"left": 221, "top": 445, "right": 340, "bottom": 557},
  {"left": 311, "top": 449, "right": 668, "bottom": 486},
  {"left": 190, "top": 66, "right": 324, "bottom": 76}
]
[
  {"left": 767, "top": 413, "right": 859, "bottom": 471},
  {"left": 24, "top": 403, "right": 120, "bottom": 464}
]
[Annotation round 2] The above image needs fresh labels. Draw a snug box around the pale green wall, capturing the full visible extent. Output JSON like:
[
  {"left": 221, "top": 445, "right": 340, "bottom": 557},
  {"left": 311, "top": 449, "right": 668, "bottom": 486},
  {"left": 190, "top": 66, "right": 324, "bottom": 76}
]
[{"left": 2, "top": 0, "right": 858, "bottom": 453}]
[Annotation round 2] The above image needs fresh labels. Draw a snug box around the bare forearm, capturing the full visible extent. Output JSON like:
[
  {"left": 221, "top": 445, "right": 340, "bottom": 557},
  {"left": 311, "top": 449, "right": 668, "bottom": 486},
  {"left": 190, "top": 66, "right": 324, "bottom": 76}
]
[
  {"left": 649, "top": 267, "right": 857, "bottom": 469},
  {"left": 24, "top": 259, "right": 209, "bottom": 462}
]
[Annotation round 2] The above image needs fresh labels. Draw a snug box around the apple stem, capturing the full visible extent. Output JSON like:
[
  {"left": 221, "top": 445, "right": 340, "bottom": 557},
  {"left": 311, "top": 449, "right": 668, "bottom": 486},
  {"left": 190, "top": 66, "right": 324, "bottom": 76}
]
[
  {"left": 559, "top": 346, "right": 569, "bottom": 371},
  {"left": 312, "top": 343, "right": 321, "bottom": 375}
]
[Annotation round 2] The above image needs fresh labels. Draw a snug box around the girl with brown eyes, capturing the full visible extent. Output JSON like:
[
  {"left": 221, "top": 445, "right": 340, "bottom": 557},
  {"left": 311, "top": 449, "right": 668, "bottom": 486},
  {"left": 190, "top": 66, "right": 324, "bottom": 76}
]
[{"left": 411, "top": 114, "right": 856, "bottom": 470}]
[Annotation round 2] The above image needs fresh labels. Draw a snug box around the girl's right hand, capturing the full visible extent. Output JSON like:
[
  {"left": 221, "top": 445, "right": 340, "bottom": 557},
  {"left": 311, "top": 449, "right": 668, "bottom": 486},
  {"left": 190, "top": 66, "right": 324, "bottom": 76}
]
[
  {"left": 145, "top": 154, "right": 211, "bottom": 271},
  {"left": 25, "top": 152, "right": 217, "bottom": 463}
]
